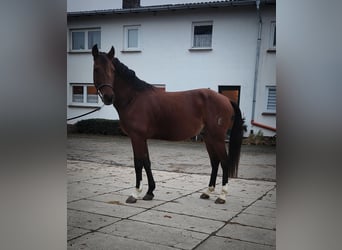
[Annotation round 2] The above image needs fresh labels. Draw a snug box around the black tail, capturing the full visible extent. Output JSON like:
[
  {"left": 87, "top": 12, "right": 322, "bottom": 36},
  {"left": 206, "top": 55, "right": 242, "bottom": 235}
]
[{"left": 228, "top": 101, "right": 245, "bottom": 178}]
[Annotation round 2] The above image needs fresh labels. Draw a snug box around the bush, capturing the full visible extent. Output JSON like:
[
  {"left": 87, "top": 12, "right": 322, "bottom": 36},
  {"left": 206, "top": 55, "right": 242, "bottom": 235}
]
[
  {"left": 75, "top": 119, "right": 126, "bottom": 136},
  {"left": 243, "top": 130, "right": 276, "bottom": 146}
]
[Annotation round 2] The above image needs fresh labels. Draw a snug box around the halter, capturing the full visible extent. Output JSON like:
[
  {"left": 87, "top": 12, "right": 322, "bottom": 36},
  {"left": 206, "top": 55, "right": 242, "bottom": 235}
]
[{"left": 96, "top": 83, "right": 114, "bottom": 103}]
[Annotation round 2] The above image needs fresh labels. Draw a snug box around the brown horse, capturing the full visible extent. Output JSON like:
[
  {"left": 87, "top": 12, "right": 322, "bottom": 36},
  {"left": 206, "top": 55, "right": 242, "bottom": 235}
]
[{"left": 91, "top": 45, "right": 245, "bottom": 204}]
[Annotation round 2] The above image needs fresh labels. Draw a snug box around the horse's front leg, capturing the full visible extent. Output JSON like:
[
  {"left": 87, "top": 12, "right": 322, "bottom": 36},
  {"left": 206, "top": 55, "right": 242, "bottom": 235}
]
[
  {"left": 126, "top": 158, "right": 143, "bottom": 203},
  {"left": 126, "top": 137, "right": 155, "bottom": 203}
]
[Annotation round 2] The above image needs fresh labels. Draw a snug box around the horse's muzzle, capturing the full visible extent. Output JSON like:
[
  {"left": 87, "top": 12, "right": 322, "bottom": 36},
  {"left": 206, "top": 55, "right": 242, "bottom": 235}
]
[
  {"left": 102, "top": 93, "right": 115, "bottom": 105},
  {"left": 96, "top": 83, "right": 114, "bottom": 105}
]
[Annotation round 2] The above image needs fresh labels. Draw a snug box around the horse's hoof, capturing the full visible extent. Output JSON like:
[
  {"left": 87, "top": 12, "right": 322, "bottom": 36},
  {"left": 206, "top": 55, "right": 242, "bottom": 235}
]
[
  {"left": 126, "top": 195, "right": 137, "bottom": 203},
  {"left": 200, "top": 193, "right": 210, "bottom": 199},
  {"left": 215, "top": 198, "right": 226, "bottom": 204},
  {"left": 143, "top": 193, "right": 154, "bottom": 200}
]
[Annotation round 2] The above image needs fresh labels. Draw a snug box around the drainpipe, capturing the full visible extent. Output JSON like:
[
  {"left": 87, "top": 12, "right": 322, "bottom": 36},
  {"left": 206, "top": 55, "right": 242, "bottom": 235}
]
[{"left": 250, "top": 0, "right": 262, "bottom": 133}]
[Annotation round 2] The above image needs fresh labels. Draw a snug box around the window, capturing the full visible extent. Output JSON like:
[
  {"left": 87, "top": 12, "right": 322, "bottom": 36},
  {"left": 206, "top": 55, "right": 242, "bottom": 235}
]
[
  {"left": 191, "top": 22, "right": 213, "bottom": 49},
  {"left": 266, "top": 86, "right": 276, "bottom": 112},
  {"left": 70, "top": 28, "right": 101, "bottom": 52},
  {"left": 269, "top": 21, "right": 276, "bottom": 50},
  {"left": 70, "top": 83, "right": 100, "bottom": 106},
  {"left": 123, "top": 25, "right": 141, "bottom": 51}
]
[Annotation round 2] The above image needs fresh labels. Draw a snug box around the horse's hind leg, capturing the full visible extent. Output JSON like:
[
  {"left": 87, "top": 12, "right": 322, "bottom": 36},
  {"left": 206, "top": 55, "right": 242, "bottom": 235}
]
[
  {"left": 215, "top": 143, "right": 230, "bottom": 204},
  {"left": 201, "top": 137, "right": 220, "bottom": 199},
  {"left": 203, "top": 134, "right": 230, "bottom": 204}
]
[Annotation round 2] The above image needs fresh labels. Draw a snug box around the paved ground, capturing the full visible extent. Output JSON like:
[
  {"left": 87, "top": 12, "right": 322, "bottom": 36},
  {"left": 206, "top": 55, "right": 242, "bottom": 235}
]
[{"left": 67, "top": 134, "right": 276, "bottom": 249}]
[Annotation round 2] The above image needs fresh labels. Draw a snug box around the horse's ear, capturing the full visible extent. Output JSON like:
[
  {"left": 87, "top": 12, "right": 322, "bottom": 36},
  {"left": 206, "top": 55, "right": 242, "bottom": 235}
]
[
  {"left": 107, "top": 46, "right": 115, "bottom": 59},
  {"left": 92, "top": 44, "right": 99, "bottom": 58}
]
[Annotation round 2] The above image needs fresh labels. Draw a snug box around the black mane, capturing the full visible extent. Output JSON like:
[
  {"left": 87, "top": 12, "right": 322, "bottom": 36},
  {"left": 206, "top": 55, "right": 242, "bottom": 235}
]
[{"left": 112, "top": 58, "right": 155, "bottom": 92}]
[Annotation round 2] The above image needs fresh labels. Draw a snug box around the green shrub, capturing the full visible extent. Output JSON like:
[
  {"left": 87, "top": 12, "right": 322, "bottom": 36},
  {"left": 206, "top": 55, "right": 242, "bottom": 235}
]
[{"left": 75, "top": 119, "right": 126, "bottom": 136}]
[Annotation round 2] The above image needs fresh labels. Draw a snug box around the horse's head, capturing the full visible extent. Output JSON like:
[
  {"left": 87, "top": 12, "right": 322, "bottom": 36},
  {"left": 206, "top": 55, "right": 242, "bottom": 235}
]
[{"left": 92, "top": 44, "right": 116, "bottom": 105}]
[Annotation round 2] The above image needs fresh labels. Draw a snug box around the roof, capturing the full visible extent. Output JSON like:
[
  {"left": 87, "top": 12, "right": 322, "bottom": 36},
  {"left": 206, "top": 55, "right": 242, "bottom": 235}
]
[{"left": 68, "top": 0, "right": 276, "bottom": 18}]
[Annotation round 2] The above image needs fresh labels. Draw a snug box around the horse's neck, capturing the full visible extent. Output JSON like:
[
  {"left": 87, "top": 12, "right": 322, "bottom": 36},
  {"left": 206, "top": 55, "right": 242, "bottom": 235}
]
[{"left": 113, "top": 76, "right": 136, "bottom": 110}]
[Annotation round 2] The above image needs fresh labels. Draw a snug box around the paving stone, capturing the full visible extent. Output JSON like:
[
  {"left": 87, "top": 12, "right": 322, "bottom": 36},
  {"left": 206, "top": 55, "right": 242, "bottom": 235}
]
[
  {"left": 158, "top": 174, "right": 210, "bottom": 191},
  {"left": 216, "top": 223, "right": 276, "bottom": 246},
  {"left": 243, "top": 205, "right": 276, "bottom": 218},
  {"left": 253, "top": 199, "right": 277, "bottom": 209},
  {"left": 67, "top": 182, "right": 120, "bottom": 202},
  {"left": 130, "top": 210, "right": 224, "bottom": 234},
  {"left": 263, "top": 189, "right": 276, "bottom": 202},
  {"left": 231, "top": 212, "right": 276, "bottom": 230},
  {"left": 67, "top": 226, "right": 90, "bottom": 241},
  {"left": 196, "top": 236, "right": 275, "bottom": 250},
  {"left": 148, "top": 169, "right": 186, "bottom": 182},
  {"left": 68, "top": 232, "right": 178, "bottom": 250},
  {"left": 154, "top": 195, "right": 239, "bottom": 222},
  {"left": 100, "top": 219, "right": 207, "bottom": 249},
  {"left": 227, "top": 185, "right": 273, "bottom": 200},
  {"left": 84, "top": 175, "right": 133, "bottom": 189},
  {"left": 89, "top": 192, "right": 165, "bottom": 209},
  {"left": 118, "top": 185, "right": 194, "bottom": 202},
  {"left": 67, "top": 209, "right": 120, "bottom": 230},
  {"left": 67, "top": 199, "right": 145, "bottom": 218},
  {"left": 67, "top": 135, "right": 276, "bottom": 249}
]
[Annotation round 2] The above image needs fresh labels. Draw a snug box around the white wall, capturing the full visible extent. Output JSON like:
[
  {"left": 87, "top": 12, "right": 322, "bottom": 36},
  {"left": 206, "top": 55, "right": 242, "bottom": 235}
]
[
  {"left": 252, "top": 6, "right": 276, "bottom": 135},
  {"left": 67, "top": 5, "right": 276, "bottom": 136}
]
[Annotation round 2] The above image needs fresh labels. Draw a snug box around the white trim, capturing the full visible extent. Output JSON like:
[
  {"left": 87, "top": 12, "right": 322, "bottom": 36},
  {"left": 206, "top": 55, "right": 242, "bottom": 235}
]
[
  {"left": 190, "top": 21, "right": 213, "bottom": 49},
  {"left": 69, "top": 83, "right": 102, "bottom": 107},
  {"left": 123, "top": 25, "right": 141, "bottom": 52},
  {"left": 69, "top": 28, "right": 101, "bottom": 52},
  {"left": 265, "top": 85, "right": 276, "bottom": 113}
]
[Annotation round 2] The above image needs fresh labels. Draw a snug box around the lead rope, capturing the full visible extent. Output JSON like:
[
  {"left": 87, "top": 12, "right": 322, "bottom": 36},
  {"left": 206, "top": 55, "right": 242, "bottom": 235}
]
[{"left": 66, "top": 104, "right": 104, "bottom": 121}]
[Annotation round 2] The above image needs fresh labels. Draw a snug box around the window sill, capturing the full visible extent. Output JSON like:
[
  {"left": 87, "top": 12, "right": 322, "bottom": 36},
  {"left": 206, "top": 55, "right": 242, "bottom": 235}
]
[
  {"left": 267, "top": 48, "right": 276, "bottom": 53},
  {"left": 68, "top": 104, "right": 102, "bottom": 108},
  {"left": 121, "top": 49, "right": 141, "bottom": 53},
  {"left": 262, "top": 112, "right": 276, "bottom": 116},
  {"left": 189, "top": 47, "right": 212, "bottom": 52}
]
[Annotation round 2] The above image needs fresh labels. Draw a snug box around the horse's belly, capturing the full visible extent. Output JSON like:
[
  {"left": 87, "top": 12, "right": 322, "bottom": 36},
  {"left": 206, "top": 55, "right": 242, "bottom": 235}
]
[{"left": 151, "top": 118, "right": 204, "bottom": 141}]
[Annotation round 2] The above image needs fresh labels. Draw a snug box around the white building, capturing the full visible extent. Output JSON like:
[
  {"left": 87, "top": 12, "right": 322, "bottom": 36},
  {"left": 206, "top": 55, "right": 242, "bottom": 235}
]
[{"left": 67, "top": 0, "right": 276, "bottom": 136}]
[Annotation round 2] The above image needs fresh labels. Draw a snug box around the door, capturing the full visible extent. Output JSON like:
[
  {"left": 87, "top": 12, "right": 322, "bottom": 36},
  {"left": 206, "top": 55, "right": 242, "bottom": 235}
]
[{"left": 218, "top": 85, "right": 241, "bottom": 106}]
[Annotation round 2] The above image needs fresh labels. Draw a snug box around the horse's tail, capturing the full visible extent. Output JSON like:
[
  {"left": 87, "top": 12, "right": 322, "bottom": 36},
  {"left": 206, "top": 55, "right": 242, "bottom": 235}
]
[{"left": 228, "top": 101, "right": 246, "bottom": 178}]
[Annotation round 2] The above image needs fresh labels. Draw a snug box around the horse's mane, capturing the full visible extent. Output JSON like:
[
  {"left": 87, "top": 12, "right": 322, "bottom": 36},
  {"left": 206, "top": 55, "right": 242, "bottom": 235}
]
[{"left": 112, "top": 57, "right": 155, "bottom": 92}]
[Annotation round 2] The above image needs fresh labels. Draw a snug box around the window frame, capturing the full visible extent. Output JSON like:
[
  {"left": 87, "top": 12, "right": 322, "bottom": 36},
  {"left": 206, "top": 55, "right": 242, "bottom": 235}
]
[
  {"left": 122, "top": 25, "right": 141, "bottom": 52},
  {"left": 269, "top": 21, "right": 276, "bottom": 51},
  {"left": 190, "top": 21, "right": 213, "bottom": 51},
  {"left": 69, "top": 28, "right": 101, "bottom": 52},
  {"left": 265, "top": 85, "right": 277, "bottom": 114},
  {"left": 69, "top": 83, "right": 101, "bottom": 107}
]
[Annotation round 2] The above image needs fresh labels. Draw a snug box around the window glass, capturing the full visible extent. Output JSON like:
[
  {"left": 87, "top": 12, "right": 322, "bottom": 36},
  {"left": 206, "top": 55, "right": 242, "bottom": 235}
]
[
  {"left": 128, "top": 28, "right": 138, "bottom": 48},
  {"left": 88, "top": 30, "right": 101, "bottom": 49},
  {"left": 86, "top": 86, "right": 98, "bottom": 103},
  {"left": 193, "top": 24, "right": 212, "bottom": 48},
  {"left": 72, "top": 86, "right": 84, "bottom": 102},
  {"left": 72, "top": 32, "right": 85, "bottom": 50}
]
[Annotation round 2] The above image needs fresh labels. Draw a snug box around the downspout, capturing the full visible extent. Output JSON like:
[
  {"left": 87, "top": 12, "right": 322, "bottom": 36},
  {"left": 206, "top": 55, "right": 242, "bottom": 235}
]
[
  {"left": 250, "top": 0, "right": 263, "bottom": 132},
  {"left": 250, "top": 1, "right": 276, "bottom": 133}
]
